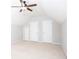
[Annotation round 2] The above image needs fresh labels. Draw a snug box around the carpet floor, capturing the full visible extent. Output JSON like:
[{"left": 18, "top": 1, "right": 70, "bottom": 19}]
[{"left": 11, "top": 40, "right": 66, "bottom": 59}]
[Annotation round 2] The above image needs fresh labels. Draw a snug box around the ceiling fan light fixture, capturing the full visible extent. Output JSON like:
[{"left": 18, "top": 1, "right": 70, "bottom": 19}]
[{"left": 12, "top": 0, "right": 37, "bottom": 12}]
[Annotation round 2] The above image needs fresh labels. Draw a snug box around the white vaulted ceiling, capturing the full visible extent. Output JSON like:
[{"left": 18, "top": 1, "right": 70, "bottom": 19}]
[
  {"left": 40, "top": 0, "right": 66, "bottom": 23},
  {"left": 11, "top": 0, "right": 66, "bottom": 25}
]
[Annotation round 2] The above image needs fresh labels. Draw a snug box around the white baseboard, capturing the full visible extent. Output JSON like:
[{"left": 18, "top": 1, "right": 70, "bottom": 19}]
[{"left": 23, "top": 39, "right": 61, "bottom": 46}]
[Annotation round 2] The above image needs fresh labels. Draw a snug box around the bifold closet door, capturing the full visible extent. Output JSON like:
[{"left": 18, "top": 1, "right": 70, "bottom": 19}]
[
  {"left": 23, "top": 20, "right": 53, "bottom": 43},
  {"left": 30, "top": 21, "right": 39, "bottom": 41},
  {"left": 23, "top": 25, "right": 30, "bottom": 40},
  {"left": 42, "top": 20, "right": 53, "bottom": 42}
]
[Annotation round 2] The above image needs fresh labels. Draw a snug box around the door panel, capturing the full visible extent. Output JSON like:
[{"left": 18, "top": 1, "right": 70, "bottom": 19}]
[
  {"left": 23, "top": 25, "right": 30, "bottom": 40},
  {"left": 42, "top": 20, "right": 53, "bottom": 42},
  {"left": 30, "top": 21, "right": 39, "bottom": 41},
  {"left": 24, "top": 20, "right": 53, "bottom": 43}
]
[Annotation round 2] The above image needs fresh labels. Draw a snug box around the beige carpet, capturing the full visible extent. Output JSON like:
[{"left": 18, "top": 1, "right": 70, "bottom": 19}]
[{"left": 11, "top": 40, "right": 66, "bottom": 59}]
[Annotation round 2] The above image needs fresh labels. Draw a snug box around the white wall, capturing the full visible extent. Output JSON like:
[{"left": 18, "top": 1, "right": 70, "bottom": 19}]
[
  {"left": 53, "top": 21, "right": 62, "bottom": 44},
  {"left": 11, "top": 7, "right": 30, "bottom": 26},
  {"left": 61, "top": 20, "right": 67, "bottom": 55},
  {"left": 11, "top": 25, "right": 23, "bottom": 42}
]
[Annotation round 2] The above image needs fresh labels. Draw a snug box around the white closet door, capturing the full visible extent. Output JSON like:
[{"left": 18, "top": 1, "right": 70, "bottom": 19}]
[
  {"left": 42, "top": 20, "right": 53, "bottom": 42},
  {"left": 23, "top": 25, "right": 30, "bottom": 40},
  {"left": 30, "top": 21, "right": 39, "bottom": 41}
]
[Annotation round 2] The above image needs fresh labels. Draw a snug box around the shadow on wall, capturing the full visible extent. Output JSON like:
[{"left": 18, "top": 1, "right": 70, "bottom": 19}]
[{"left": 61, "top": 20, "right": 67, "bottom": 55}]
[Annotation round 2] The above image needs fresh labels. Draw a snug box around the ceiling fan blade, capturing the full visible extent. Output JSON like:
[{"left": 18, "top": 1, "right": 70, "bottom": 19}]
[
  {"left": 27, "top": 4, "right": 37, "bottom": 7},
  {"left": 11, "top": 6, "right": 23, "bottom": 8},
  {"left": 27, "top": 8, "right": 32, "bottom": 12},
  {"left": 19, "top": 9, "right": 22, "bottom": 12}
]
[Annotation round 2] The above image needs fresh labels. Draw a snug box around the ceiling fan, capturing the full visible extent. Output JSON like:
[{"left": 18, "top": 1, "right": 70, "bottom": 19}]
[{"left": 12, "top": 0, "right": 37, "bottom": 12}]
